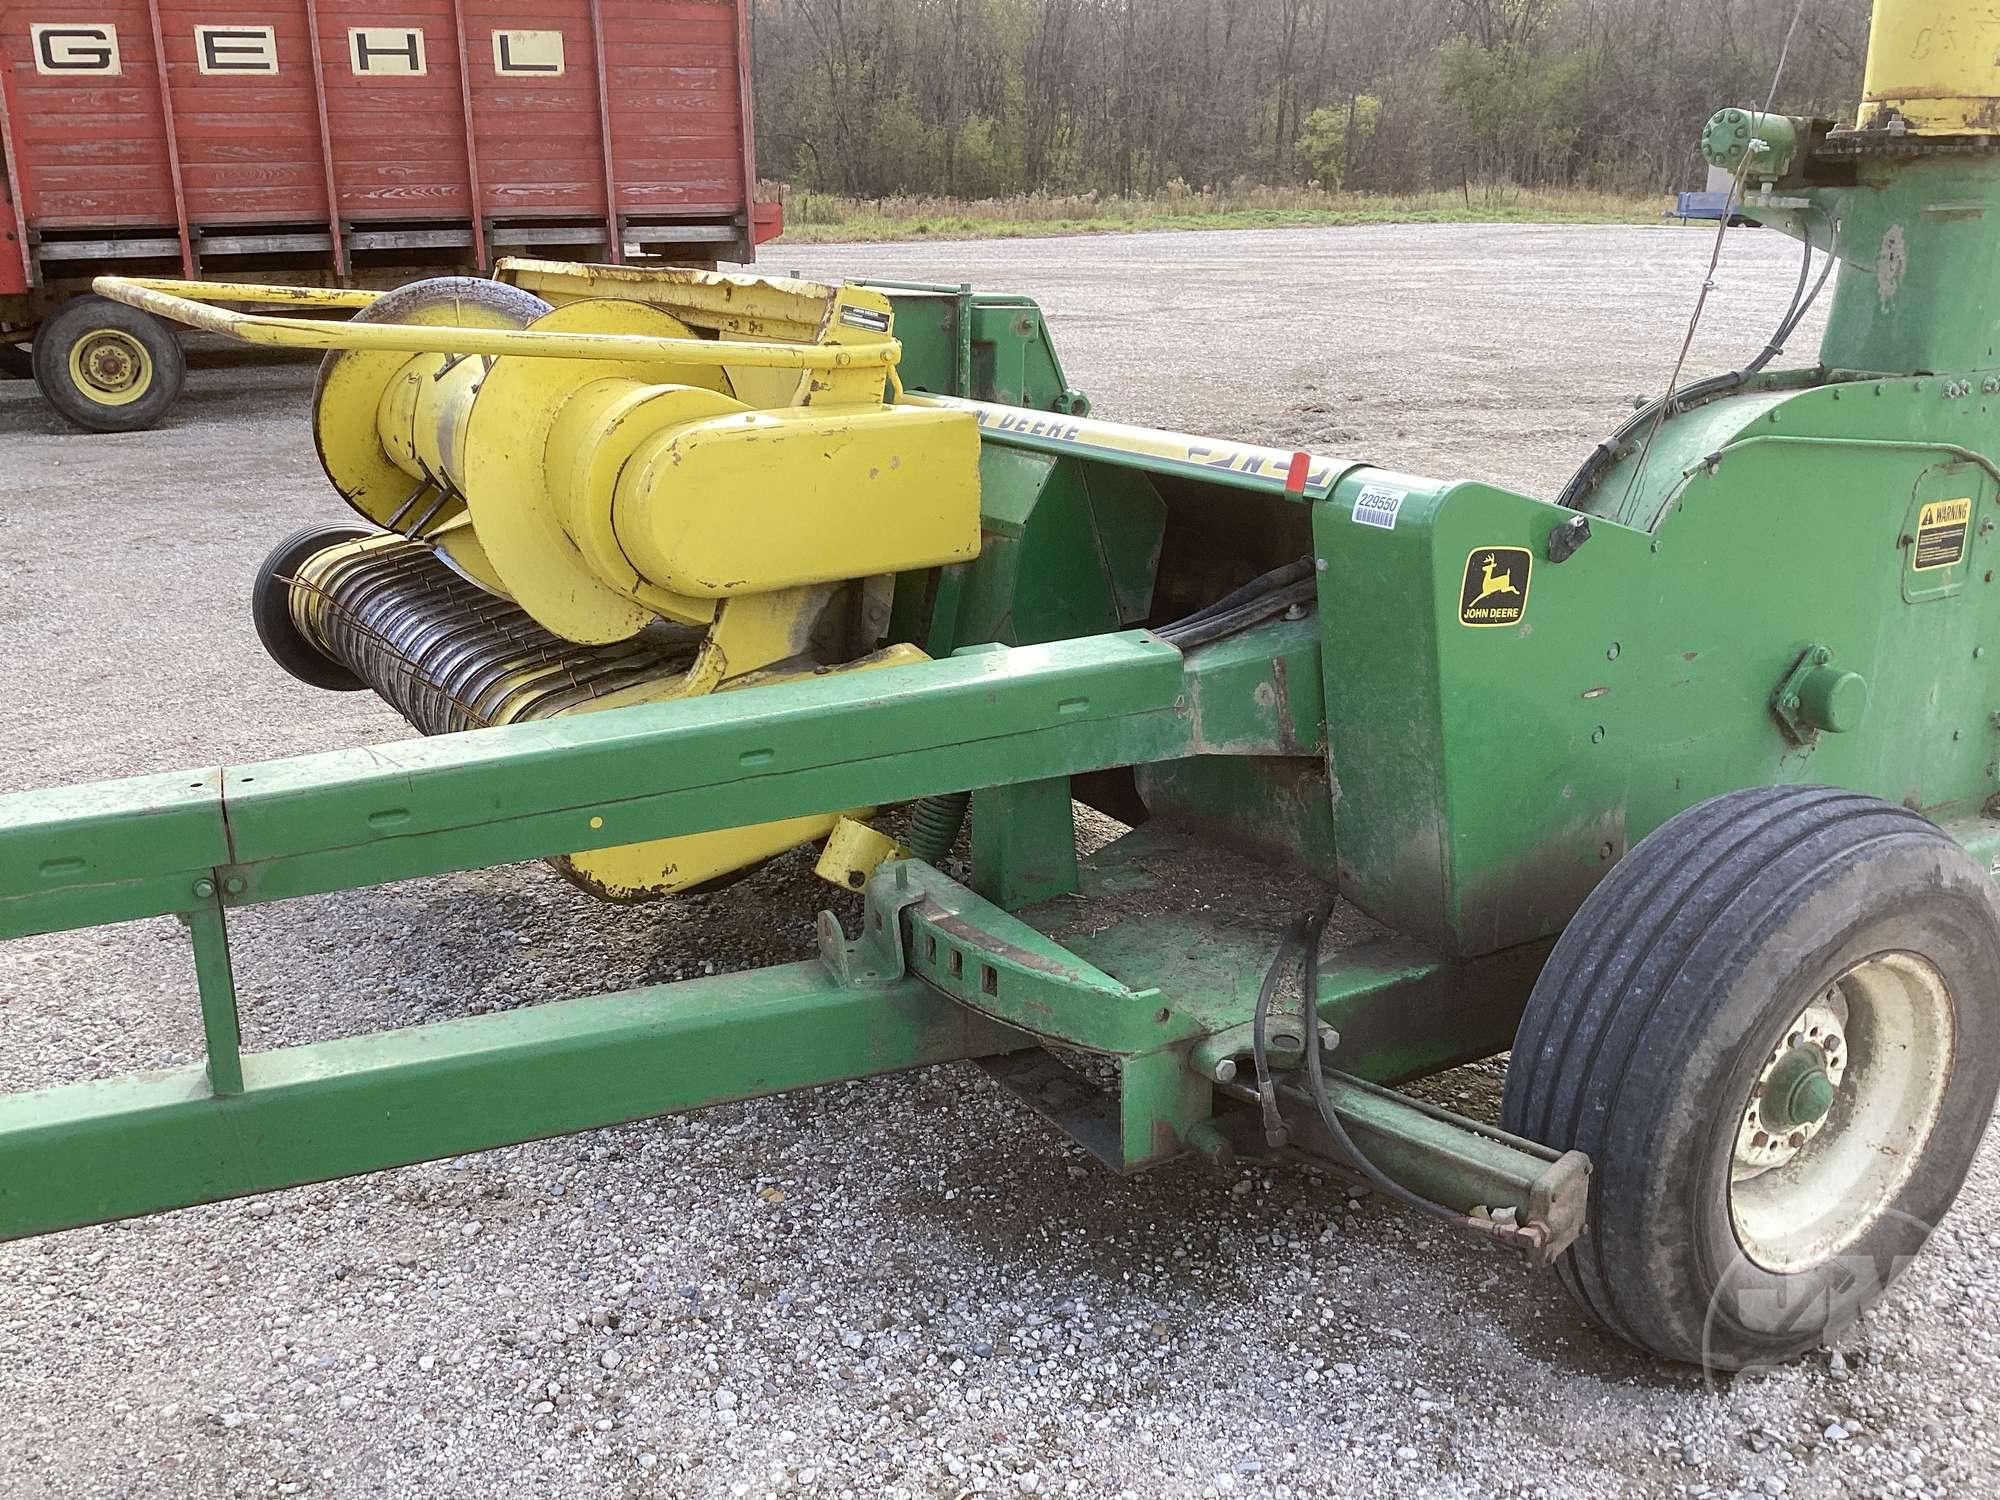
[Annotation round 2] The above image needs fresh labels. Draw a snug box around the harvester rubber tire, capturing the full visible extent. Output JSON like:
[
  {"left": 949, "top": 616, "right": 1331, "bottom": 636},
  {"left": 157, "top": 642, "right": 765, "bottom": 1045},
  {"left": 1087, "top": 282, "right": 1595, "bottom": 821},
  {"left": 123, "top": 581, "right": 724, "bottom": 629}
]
[
  {"left": 1501, "top": 785, "right": 2000, "bottom": 1370},
  {"left": 312, "top": 275, "right": 552, "bottom": 429},
  {"left": 31, "top": 295, "right": 186, "bottom": 432},
  {"left": 311, "top": 276, "right": 553, "bottom": 525},
  {"left": 319, "top": 274, "right": 551, "bottom": 386},
  {"left": 341, "top": 274, "right": 552, "bottom": 336},
  {"left": 254, "top": 523, "right": 375, "bottom": 691}
]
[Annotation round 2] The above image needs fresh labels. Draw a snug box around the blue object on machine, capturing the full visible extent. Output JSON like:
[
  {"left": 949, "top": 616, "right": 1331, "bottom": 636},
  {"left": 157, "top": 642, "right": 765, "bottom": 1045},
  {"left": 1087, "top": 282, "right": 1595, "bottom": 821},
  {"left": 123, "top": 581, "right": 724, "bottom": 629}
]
[{"left": 1671, "top": 190, "right": 1733, "bottom": 222}]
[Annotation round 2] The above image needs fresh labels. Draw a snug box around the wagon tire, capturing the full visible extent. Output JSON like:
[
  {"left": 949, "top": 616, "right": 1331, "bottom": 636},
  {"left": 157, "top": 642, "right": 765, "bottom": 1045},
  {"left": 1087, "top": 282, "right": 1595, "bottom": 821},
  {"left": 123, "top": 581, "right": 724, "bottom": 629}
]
[
  {"left": 1501, "top": 785, "right": 2000, "bottom": 1370},
  {"left": 253, "top": 524, "right": 375, "bottom": 691},
  {"left": 32, "top": 295, "right": 186, "bottom": 432}
]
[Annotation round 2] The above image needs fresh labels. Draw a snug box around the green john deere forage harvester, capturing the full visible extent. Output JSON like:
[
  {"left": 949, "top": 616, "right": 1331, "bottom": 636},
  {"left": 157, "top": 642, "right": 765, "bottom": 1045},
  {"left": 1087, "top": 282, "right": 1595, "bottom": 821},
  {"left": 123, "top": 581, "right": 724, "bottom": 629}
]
[{"left": 5, "top": 0, "right": 1999, "bottom": 1372}]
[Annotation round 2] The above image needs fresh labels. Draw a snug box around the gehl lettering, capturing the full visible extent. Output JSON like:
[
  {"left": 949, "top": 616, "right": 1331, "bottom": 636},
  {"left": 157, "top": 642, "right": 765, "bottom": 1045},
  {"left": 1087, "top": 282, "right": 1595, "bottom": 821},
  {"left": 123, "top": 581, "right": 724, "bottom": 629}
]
[
  {"left": 25, "top": 23, "right": 571, "bottom": 82},
  {"left": 349, "top": 27, "right": 426, "bottom": 76},
  {"left": 196, "top": 26, "right": 278, "bottom": 76},
  {"left": 31, "top": 24, "right": 119, "bottom": 75},
  {"left": 493, "top": 30, "right": 564, "bottom": 76}
]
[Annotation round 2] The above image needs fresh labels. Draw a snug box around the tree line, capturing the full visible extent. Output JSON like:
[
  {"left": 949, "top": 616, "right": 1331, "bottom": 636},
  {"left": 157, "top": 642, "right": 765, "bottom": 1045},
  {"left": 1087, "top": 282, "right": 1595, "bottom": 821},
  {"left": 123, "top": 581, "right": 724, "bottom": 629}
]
[{"left": 749, "top": 0, "right": 1874, "bottom": 199}]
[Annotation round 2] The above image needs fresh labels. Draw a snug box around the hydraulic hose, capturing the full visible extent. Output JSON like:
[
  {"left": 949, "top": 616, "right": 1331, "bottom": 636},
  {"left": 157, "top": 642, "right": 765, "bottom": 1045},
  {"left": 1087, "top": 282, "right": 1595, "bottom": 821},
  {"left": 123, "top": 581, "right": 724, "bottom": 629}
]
[
  {"left": 1294, "top": 905, "right": 1469, "bottom": 1228},
  {"left": 1251, "top": 917, "right": 1310, "bottom": 1149},
  {"left": 1556, "top": 210, "right": 1836, "bottom": 513},
  {"left": 1155, "top": 556, "right": 1316, "bottom": 650},
  {"left": 1165, "top": 557, "right": 1314, "bottom": 631},
  {"left": 1158, "top": 579, "right": 1317, "bottom": 649},
  {"left": 905, "top": 790, "right": 972, "bottom": 863}
]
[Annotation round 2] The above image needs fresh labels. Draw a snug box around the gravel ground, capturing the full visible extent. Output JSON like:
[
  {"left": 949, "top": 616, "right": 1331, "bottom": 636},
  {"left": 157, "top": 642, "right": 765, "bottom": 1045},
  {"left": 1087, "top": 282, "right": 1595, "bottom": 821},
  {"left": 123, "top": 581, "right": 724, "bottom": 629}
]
[{"left": 4, "top": 224, "right": 1998, "bottom": 1500}]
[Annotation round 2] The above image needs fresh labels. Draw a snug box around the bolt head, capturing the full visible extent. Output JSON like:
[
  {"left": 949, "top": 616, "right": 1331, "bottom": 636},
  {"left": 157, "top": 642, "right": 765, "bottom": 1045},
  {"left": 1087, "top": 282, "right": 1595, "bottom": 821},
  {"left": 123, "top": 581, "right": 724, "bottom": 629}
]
[{"left": 191, "top": 878, "right": 216, "bottom": 900}]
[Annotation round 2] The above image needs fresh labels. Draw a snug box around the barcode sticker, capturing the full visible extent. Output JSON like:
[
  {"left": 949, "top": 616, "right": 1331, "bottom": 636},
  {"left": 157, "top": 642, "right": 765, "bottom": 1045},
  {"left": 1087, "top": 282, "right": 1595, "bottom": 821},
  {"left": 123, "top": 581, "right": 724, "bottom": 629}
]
[{"left": 1352, "top": 485, "right": 1406, "bottom": 530}]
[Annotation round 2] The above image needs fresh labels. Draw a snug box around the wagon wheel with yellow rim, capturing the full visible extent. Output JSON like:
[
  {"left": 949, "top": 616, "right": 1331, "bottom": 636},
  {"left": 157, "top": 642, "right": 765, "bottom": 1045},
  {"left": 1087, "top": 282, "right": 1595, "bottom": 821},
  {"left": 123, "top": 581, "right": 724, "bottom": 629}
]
[{"left": 31, "top": 293, "right": 187, "bottom": 432}]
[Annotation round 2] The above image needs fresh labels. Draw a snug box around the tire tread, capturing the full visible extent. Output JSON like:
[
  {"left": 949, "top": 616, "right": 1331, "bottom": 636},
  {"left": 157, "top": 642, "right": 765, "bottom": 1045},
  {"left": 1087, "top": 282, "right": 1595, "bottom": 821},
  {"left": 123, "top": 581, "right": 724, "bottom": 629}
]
[{"left": 1502, "top": 787, "right": 1952, "bottom": 1359}]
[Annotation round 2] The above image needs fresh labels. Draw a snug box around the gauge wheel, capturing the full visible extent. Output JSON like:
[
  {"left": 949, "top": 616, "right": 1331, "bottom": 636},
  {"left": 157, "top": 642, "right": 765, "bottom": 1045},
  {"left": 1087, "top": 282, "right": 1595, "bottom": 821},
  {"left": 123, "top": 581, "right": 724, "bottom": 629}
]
[
  {"left": 1503, "top": 785, "right": 2000, "bottom": 1370},
  {"left": 253, "top": 523, "right": 375, "bottom": 691},
  {"left": 31, "top": 295, "right": 187, "bottom": 432}
]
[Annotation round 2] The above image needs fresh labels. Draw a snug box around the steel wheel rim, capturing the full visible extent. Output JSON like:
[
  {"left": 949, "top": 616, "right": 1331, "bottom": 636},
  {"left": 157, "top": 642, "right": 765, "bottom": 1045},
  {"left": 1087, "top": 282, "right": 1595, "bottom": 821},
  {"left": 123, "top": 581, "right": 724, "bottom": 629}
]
[
  {"left": 68, "top": 328, "right": 153, "bottom": 406},
  {"left": 1729, "top": 951, "right": 1955, "bottom": 1274}
]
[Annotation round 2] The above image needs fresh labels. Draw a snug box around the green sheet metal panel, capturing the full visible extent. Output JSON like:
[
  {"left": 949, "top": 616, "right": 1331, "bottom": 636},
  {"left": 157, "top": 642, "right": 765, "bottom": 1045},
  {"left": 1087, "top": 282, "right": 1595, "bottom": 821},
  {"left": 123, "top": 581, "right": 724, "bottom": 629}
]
[
  {"left": 1768, "top": 157, "right": 2000, "bottom": 379},
  {"left": 940, "top": 446, "right": 1166, "bottom": 651},
  {"left": 875, "top": 286, "right": 1083, "bottom": 411},
  {"left": 1322, "top": 380, "right": 2000, "bottom": 956}
]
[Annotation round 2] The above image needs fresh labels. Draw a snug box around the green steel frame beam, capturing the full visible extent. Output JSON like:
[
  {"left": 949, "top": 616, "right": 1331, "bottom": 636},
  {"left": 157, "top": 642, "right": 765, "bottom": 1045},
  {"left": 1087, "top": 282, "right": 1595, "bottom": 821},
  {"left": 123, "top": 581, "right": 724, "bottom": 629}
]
[
  {"left": 0, "top": 632, "right": 1194, "bottom": 940},
  {"left": 0, "top": 625, "right": 1326, "bottom": 1197},
  {"left": 0, "top": 961, "right": 1022, "bottom": 1241},
  {"left": 838, "top": 858, "right": 1168, "bottom": 1053},
  {"left": 1272, "top": 1075, "right": 1589, "bottom": 1263},
  {"left": 3, "top": 622, "right": 1329, "bottom": 947},
  {"left": 0, "top": 618, "right": 1342, "bottom": 1238}
]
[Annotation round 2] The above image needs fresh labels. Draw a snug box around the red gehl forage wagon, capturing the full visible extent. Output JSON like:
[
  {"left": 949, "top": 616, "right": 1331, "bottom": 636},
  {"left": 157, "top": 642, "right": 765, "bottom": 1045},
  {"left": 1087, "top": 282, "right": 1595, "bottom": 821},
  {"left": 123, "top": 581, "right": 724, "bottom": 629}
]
[{"left": 0, "top": 1, "right": 779, "bottom": 429}]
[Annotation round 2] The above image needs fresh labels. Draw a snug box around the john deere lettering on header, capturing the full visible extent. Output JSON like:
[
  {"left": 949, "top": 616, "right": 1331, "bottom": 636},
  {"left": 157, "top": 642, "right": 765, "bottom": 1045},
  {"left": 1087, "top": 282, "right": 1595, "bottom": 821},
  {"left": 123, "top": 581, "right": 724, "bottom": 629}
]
[
  {"left": 5, "top": 0, "right": 2000, "bottom": 1375},
  {"left": 959, "top": 401, "right": 1346, "bottom": 495}
]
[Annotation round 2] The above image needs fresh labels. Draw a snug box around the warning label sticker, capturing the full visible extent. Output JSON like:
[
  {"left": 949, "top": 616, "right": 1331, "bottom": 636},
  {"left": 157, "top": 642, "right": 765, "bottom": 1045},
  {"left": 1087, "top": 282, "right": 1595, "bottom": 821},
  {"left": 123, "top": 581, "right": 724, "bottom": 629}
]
[
  {"left": 1459, "top": 547, "right": 1531, "bottom": 628},
  {"left": 1914, "top": 497, "right": 1973, "bottom": 572}
]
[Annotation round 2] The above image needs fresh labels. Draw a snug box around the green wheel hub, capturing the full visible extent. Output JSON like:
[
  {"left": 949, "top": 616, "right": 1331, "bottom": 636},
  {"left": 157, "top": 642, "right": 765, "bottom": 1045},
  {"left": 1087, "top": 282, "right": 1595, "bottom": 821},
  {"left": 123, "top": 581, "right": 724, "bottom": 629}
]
[
  {"left": 1734, "top": 995, "right": 1849, "bottom": 1175},
  {"left": 1764, "top": 1044, "right": 1836, "bottom": 1131},
  {"left": 1729, "top": 955, "right": 1956, "bottom": 1274}
]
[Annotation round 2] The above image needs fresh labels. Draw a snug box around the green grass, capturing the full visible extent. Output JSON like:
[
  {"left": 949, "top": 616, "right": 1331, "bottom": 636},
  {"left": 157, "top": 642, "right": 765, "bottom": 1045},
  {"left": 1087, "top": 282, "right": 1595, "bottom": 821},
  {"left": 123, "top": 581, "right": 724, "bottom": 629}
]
[{"left": 769, "top": 185, "right": 1674, "bottom": 244}]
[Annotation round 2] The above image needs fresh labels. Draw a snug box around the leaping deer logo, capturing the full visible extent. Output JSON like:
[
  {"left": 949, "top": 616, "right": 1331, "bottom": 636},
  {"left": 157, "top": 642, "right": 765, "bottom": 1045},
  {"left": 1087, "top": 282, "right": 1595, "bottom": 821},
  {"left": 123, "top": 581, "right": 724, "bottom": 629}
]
[{"left": 1470, "top": 553, "right": 1521, "bottom": 607}]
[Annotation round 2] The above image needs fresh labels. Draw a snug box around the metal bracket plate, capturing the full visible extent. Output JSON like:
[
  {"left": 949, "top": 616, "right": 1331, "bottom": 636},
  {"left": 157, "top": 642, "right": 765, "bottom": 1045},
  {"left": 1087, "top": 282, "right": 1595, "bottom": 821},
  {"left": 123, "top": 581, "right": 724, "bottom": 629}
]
[
  {"left": 820, "top": 858, "right": 1181, "bottom": 1055},
  {"left": 1772, "top": 643, "right": 1833, "bottom": 746}
]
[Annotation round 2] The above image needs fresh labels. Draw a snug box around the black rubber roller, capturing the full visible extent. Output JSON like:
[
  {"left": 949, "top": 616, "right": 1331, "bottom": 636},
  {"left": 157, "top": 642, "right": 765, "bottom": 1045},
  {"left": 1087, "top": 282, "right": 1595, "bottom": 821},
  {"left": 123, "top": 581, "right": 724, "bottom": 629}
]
[{"left": 252, "top": 523, "right": 374, "bottom": 690}]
